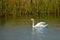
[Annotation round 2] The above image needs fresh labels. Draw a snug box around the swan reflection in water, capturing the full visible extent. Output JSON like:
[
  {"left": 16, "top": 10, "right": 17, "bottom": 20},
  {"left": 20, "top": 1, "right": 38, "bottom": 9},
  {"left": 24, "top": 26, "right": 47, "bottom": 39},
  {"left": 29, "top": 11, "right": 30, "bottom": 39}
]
[{"left": 31, "top": 28, "right": 48, "bottom": 40}]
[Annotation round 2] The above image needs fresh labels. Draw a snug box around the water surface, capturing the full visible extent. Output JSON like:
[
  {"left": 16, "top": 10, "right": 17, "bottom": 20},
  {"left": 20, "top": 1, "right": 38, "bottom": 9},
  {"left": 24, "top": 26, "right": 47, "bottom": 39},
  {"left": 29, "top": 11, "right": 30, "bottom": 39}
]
[{"left": 0, "top": 22, "right": 60, "bottom": 40}]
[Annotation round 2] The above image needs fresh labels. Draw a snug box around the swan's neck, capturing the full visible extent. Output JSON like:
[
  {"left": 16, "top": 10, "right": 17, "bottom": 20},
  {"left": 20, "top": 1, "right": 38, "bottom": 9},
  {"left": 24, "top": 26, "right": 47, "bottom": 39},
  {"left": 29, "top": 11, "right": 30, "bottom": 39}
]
[{"left": 32, "top": 20, "right": 34, "bottom": 27}]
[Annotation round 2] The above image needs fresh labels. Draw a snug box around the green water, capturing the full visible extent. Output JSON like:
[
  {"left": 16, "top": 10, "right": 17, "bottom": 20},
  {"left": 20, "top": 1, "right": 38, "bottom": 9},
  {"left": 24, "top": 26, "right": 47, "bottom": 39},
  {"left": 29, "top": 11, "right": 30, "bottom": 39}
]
[{"left": 0, "top": 16, "right": 60, "bottom": 26}]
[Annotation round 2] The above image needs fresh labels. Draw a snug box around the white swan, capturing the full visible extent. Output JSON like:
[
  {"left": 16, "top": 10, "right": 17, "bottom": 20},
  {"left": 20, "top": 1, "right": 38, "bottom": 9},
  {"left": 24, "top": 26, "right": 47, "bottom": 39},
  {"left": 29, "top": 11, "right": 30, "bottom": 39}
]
[{"left": 31, "top": 18, "right": 48, "bottom": 29}]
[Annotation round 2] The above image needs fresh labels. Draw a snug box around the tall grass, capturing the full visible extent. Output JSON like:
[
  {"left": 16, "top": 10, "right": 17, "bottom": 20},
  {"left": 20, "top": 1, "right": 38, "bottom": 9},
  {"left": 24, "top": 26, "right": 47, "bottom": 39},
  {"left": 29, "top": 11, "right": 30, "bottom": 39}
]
[{"left": 0, "top": 0, "right": 60, "bottom": 24}]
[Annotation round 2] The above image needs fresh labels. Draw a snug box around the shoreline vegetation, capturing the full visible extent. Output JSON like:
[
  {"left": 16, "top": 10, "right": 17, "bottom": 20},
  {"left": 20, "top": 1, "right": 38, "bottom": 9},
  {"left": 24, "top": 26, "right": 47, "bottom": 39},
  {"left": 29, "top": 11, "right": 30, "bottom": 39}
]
[{"left": 0, "top": 0, "right": 60, "bottom": 25}]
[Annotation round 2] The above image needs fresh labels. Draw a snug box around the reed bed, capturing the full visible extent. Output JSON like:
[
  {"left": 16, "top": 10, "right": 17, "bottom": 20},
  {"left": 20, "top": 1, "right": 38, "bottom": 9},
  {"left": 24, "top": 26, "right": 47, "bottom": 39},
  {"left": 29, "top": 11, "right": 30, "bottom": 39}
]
[{"left": 0, "top": 0, "right": 60, "bottom": 24}]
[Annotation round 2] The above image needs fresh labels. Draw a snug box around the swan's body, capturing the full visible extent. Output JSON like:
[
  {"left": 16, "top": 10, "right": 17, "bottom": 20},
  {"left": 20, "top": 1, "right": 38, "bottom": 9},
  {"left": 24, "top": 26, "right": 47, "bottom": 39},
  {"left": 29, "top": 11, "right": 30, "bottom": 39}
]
[{"left": 31, "top": 18, "right": 48, "bottom": 29}]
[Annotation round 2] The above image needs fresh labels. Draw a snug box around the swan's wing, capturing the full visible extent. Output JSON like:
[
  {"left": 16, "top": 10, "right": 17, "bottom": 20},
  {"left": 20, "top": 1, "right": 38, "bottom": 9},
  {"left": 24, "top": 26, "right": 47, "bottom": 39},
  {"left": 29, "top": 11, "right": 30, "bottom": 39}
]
[
  {"left": 34, "top": 22, "right": 47, "bottom": 27},
  {"left": 35, "top": 22, "right": 45, "bottom": 26},
  {"left": 35, "top": 22, "right": 41, "bottom": 27}
]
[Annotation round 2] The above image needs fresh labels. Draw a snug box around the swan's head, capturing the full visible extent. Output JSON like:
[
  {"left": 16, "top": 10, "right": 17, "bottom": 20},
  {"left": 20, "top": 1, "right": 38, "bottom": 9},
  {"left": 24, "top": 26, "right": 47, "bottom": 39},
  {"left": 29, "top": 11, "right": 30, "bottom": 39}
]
[{"left": 31, "top": 18, "right": 34, "bottom": 21}]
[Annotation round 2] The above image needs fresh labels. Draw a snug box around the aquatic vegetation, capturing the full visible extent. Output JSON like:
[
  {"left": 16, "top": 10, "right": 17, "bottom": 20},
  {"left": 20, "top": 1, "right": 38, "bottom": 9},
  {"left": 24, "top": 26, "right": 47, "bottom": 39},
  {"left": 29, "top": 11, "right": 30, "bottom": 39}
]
[{"left": 0, "top": 0, "right": 60, "bottom": 24}]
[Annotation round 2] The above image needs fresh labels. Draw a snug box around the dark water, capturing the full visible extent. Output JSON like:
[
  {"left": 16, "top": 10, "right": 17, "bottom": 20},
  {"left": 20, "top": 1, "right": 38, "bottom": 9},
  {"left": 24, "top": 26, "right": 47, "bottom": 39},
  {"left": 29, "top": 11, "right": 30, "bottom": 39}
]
[{"left": 0, "top": 22, "right": 60, "bottom": 40}]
